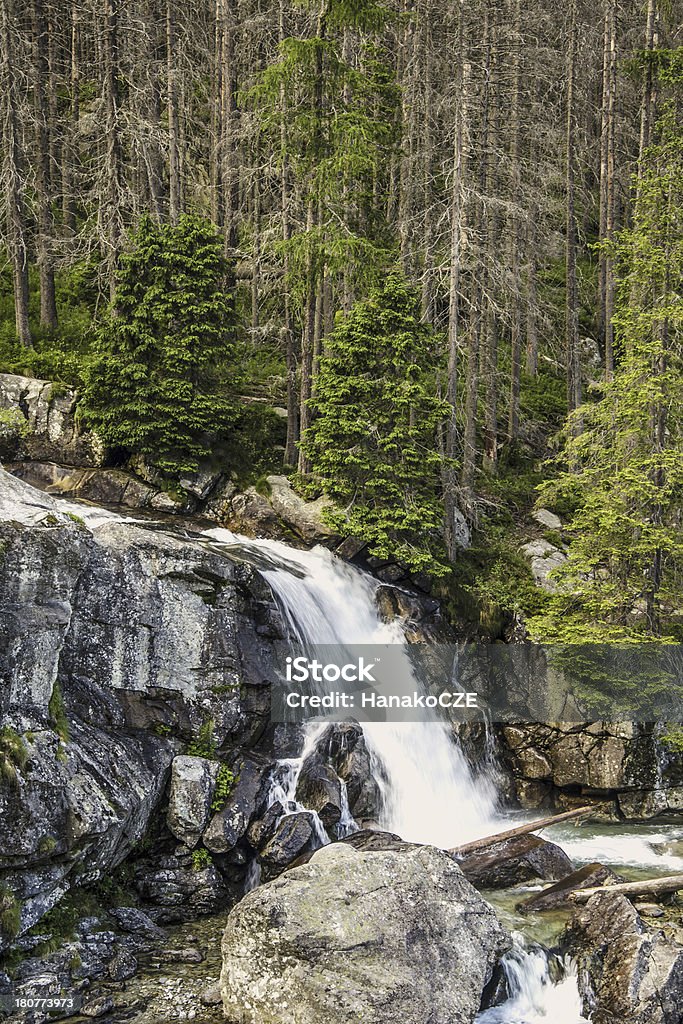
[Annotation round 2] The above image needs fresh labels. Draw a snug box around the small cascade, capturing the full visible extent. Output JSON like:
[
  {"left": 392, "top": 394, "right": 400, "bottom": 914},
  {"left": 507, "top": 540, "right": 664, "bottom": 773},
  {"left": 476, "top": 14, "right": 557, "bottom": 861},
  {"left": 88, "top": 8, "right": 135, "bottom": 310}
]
[
  {"left": 477, "top": 934, "right": 590, "bottom": 1024},
  {"left": 336, "top": 778, "right": 358, "bottom": 839},
  {"left": 265, "top": 724, "right": 331, "bottom": 847},
  {"left": 205, "top": 527, "right": 500, "bottom": 848}
]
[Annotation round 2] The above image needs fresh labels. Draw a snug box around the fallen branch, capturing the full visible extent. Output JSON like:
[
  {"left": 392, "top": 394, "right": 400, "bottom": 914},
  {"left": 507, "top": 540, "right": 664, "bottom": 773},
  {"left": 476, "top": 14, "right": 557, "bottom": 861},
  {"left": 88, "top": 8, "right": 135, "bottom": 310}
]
[
  {"left": 449, "top": 806, "right": 595, "bottom": 857},
  {"left": 569, "top": 874, "right": 683, "bottom": 904}
]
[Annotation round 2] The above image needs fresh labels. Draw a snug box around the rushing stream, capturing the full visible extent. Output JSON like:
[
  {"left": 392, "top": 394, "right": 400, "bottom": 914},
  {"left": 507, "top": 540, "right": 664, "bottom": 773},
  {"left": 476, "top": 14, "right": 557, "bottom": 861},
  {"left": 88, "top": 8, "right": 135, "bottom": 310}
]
[
  {"left": 52, "top": 503, "right": 683, "bottom": 1023},
  {"left": 203, "top": 528, "right": 589, "bottom": 1023}
]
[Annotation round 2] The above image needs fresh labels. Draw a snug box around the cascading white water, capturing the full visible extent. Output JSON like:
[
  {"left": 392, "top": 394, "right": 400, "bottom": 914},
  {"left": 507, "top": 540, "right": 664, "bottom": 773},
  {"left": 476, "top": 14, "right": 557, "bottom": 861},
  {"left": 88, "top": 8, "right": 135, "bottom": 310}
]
[
  {"left": 205, "top": 528, "right": 499, "bottom": 848},
  {"left": 477, "top": 934, "right": 590, "bottom": 1024},
  {"left": 49, "top": 500, "right": 589, "bottom": 1020}
]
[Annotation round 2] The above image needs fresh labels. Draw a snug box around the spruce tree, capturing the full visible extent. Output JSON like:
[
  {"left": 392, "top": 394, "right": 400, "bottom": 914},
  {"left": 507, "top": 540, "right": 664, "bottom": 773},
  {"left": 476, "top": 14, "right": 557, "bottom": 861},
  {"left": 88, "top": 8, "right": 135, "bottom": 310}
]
[
  {"left": 301, "top": 273, "right": 449, "bottom": 576},
  {"left": 529, "top": 99, "right": 683, "bottom": 643},
  {"left": 81, "top": 214, "right": 237, "bottom": 475}
]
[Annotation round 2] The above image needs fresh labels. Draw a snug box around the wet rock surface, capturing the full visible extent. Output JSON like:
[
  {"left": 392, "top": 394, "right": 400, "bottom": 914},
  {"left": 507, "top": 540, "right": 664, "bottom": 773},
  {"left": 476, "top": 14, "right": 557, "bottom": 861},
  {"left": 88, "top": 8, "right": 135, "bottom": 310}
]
[
  {"left": 0, "top": 468, "right": 283, "bottom": 943},
  {"left": 455, "top": 833, "right": 574, "bottom": 889},
  {"left": 220, "top": 840, "right": 510, "bottom": 1024},
  {"left": 501, "top": 721, "right": 681, "bottom": 817},
  {"left": 517, "top": 861, "right": 621, "bottom": 914},
  {"left": 563, "top": 890, "right": 683, "bottom": 1024},
  {"left": 0, "top": 374, "right": 98, "bottom": 467}
]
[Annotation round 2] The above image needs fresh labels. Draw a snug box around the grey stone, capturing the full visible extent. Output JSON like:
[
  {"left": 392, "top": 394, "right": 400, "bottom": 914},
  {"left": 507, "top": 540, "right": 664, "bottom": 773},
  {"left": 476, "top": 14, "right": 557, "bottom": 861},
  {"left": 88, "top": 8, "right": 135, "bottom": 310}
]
[
  {"left": 563, "top": 891, "right": 683, "bottom": 1024},
  {"left": 520, "top": 539, "right": 566, "bottom": 590},
  {"left": 166, "top": 756, "right": 219, "bottom": 849},
  {"left": 199, "top": 984, "right": 222, "bottom": 1006},
  {"left": 258, "top": 811, "right": 318, "bottom": 874},
  {"left": 455, "top": 833, "right": 573, "bottom": 890},
  {"left": 108, "top": 907, "right": 167, "bottom": 939},
  {"left": 0, "top": 372, "right": 99, "bottom": 466},
  {"left": 220, "top": 841, "right": 510, "bottom": 1024},
  {"left": 532, "top": 508, "right": 563, "bottom": 530},
  {"left": 0, "top": 468, "right": 278, "bottom": 940},
  {"left": 203, "top": 758, "right": 270, "bottom": 854},
  {"left": 266, "top": 474, "right": 337, "bottom": 544},
  {"left": 107, "top": 946, "right": 138, "bottom": 980},
  {"left": 294, "top": 755, "right": 343, "bottom": 828},
  {"left": 82, "top": 995, "right": 114, "bottom": 1018}
]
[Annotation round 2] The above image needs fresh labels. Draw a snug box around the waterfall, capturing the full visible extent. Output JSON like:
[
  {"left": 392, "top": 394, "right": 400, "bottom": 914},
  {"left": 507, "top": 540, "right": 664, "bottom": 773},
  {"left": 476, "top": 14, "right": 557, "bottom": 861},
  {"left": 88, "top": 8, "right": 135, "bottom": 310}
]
[
  {"left": 206, "top": 528, "right": 499, "bottom": 849},
  {"left": 477, "top": 934, "right": 590, "bottom": 1024}
]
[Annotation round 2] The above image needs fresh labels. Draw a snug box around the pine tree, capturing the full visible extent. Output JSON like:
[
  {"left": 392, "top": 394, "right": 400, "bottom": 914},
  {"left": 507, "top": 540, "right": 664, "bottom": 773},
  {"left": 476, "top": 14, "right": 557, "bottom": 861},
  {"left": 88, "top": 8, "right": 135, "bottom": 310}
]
[
  {"left": 81, "top": 214, "right": 237, "bottom": 475},
  {"left": 529, "top": 92, "right": 683, "bottom": 643},
  {"left": 301, "top": 273, "right": 450, "bottom": 576}
]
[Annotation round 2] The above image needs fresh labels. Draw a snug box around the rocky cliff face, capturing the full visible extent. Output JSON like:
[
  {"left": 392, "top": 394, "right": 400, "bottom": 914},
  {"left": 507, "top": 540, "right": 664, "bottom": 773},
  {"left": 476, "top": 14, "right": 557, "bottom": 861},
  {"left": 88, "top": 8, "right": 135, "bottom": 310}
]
[{"left": 0, "top": 468, "right": 281, "bottom": 946}]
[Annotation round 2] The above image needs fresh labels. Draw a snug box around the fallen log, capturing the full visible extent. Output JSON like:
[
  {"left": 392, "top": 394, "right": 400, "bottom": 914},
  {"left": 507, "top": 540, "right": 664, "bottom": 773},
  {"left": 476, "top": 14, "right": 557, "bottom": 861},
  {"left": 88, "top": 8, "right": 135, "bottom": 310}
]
[
  {"left": 517, "top": 862, "right": 620, "bottom": 914},
  {"left": 449, "top": 806, "right": 595, "bottom": 857},
  {"left": 568, "top": 874, "right": 683, "bottom": 904}
]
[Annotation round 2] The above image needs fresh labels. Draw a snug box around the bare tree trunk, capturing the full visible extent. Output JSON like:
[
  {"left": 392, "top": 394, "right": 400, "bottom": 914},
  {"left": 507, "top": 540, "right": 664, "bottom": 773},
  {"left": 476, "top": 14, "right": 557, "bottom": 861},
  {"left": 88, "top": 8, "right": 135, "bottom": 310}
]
[
  {"left": 298, "top": 200, "right": 317, "bottom": 475},
  {"left": 279, "top": 0, "right": 298, "bottom": 467},
  {"left": 565, "top": 0, "right": 581, "bottom": 420},
  {"left": 166, "top": 0, "right": 181, "bottom": 223},
  {"left": 251, "top": 157, "right": 261, "bottom": 332},
  {"left": 218, "top": 0, "right": 239, "bottom": 309},
  {"left": 604, "top": 0, "right": 617, "bottom": 378},
  {"left": 638, "top": 0, "right": 658, "bottom": 175},
  {"left": 103, "top": 0, "right": 123, "bottom": 300},
  {"left": 507, "top": 0, "right": 523, "bottom": 443},
  {"left": 31, "top": 0, "right": 59, "bottom": 330},
  {"left": 444, "top": 2, "right": 469, "bottom": 557},
  {"left": 62, "top": 1, "right": 79, "bottom": 233},
  {"left": 1, "top": 0, "right": 32, "bottom": 347},
  {"left": 598, "top": 0, "right": 616, "bottom": 377}
]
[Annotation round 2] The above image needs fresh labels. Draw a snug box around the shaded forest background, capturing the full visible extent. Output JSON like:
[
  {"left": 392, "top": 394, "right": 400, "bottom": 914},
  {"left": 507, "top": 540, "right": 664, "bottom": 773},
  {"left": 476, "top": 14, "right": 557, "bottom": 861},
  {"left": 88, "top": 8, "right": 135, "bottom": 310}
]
[{"left": 0, "top": 0, "right": 681, "bottom": 643}]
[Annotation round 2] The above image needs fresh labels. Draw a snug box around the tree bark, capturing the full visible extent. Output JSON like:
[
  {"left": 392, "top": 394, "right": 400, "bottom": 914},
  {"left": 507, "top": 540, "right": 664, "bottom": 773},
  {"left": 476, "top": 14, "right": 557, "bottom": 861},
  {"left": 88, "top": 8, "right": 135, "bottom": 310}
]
[
  {"left": 569, "top": 875, "right": 683, "bottom": 904},
  {"left": 565, "top": 0, "right": 582, "bottom": 420},
  {"left": 449, "top": 806, "right": 595, "bottom": 857},
  {"left": 103, "top": 0, "right": 123, "bottom": 300},
  {"left": 1, "top": 0, "right": 32, "bottom": 347},
  {"left": 166, "top": 0, "right": 181, "bottom": 223},
  {"left": 507, "top": 0, "right": 523, "bottom": 443},
  {"left": 62, "top": 0, "right": 79, "bottom": 233},
  {"left": 31, "top": 0, "right": 59, "bottom": 330}
]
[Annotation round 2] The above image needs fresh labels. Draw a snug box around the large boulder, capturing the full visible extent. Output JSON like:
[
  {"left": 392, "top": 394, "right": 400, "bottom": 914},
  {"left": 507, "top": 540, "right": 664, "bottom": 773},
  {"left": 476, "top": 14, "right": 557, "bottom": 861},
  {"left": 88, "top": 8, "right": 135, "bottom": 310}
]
[
  {"left": 266, "top": 474, "right": 338, "bottom": 544},
  {"left": 455, "top": 833, "right": 573, "bottom": 890},
  {"left": 500, "top": 722, "right": 682, "bottom": 818},
  {"left": 0, "top": 468, "right": 284, "bottom": 941},
  {"left": 166, "top": 756, "right": 219, "bottom": 848},
  {"left": 220, "top": 840, "right": 510, "bottom": 1024},
  {"left": 519, "top": 538, "right": 566, "bottom": 590},
  {"left": 0, "top": 373, "right": 99, "bottom": 466},
  {"left": 202, "top": 757, "right": 271, "bottom": 854},
  {"left": 563, "top": 891, "right": 683, "bottom": 1024},
  {"left": 258, "top": 811, "right": 319, "bottom": 876},
  {"left": 294, "top": 754, "right": 343, "bottom": 829}
]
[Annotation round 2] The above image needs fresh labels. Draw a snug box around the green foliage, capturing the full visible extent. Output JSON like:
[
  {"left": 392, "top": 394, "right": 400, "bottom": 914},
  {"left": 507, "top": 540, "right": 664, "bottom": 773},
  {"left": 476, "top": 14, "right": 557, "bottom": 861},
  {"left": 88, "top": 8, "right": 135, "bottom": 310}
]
[
  {"left": 0, "top": 885, "right": 21, "bottom": 940},
  {"left": 186, "top": 718, "right": 217, "bottom": 759},
  {"left": 211, "top": 764, "right": 236, "bottom": 813},
  {"left": 48, "top": 683, "right": 70, "bottom": 743},
  {"left": 227, "top": 404, "right": 287, "bottom": 484},
  {"left": 661, "top": 726, "right": 683, "bottom": 752},
  {"left": 191, "top": 847, "right": 212, "bottom": 871},
  {"left": 301, "top": 273, "right": 449, "bottom": 576},
  {"left": 0, "top": 726, "right": 29, "bottom": 788},
  {"left": 80, "top": 214, "right": 238, "bottom": 476},
  {"left": 0, "top": 408, "right": 29, "bottom": 436},
  {"left": 251, "top": 4, "right": 399, "bottom": 319},
  {"left": 37, "top": 836, "right": 57, "bottom": 855},
  {"left": 529, "top": 110, "right": 683, "bottom": 643}
]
